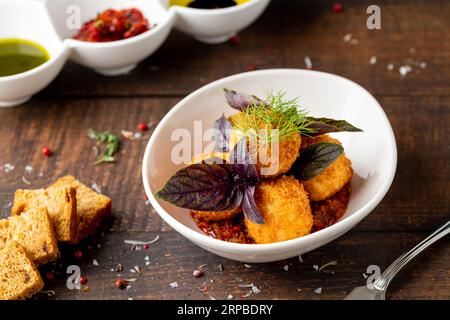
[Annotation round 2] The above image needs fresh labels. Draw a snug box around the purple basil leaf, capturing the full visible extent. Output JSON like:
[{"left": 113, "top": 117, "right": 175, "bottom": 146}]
[
  {"left": 306, "top": 117, "right": 362, "bottom": 136},
  {"left": 293, "top": 142, "right": 343, "bottom": 180},
  {"left": 155, "top": 163, "right": 257, "bottom": 212},
  {"left": 213, "top": 113, "right": 232, "bottom": 152},
  {"left": 229, "top": 136, "right": 248, "bottom": 165},
  {"left": 229, "top": 137, "right": 259, "bottom": 182},
  {"left": 242, "top": 185, "right": 265, "bottom": 224},
  {"left": 223, "top": 88, "right": 266, "bottom": 111}
]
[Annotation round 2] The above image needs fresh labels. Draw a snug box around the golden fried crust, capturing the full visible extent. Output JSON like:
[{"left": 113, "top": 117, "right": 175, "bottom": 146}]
[
  {"left": 254, "top": 132, "right": 301, "bottom": 178},
  {"left": 229, "top": 112, "right": 301, "bottom": 178},
  {"left": 192, "top": 206, "right": 242, "bottom": 221},
  {"left": 245, "top": 176, "right": 313, "bottom": 244},
  {"left": 301, "top": 135, "right": 353, "bottom": 201}
]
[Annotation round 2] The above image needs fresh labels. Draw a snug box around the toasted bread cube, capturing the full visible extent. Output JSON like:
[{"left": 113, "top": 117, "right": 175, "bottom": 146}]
[
  {"left": 48, "top": 176, "right": 112, "bottom": 242},
  {"left": 0, "top": 207, "right": 60, "bottom": 265},
  {"left": 245, "top": 175, "right": 313, "bottom": 244},
  {"left": 301, "top": 135, "right": 353, "bottom": 201},
  {"left": 11, "top": 187, "right": 77, "bottom": 242},
  {"left": 0, "top": 242, "right": 44, "bottom": 300}
]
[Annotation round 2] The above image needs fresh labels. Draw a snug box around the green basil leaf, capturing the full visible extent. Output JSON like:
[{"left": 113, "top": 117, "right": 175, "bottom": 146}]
[
  {"left": 306, "top": 117, "right": 362, "bottom": 136},
  {"left": 294, "top": 142, "right": 343, "bottom": 180}
]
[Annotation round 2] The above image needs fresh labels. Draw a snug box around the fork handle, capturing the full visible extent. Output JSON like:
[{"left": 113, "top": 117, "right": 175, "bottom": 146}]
[{"left": 374, "top": 220, "right": 450, "bottom": 292}]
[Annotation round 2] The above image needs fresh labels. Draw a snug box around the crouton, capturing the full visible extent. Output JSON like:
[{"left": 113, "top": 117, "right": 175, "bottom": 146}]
[
  {"left": 301, "top": 135, "right": 353, "bottom": 201},
  {"left": 0, "top": 242, "right": 44, "bottom": 300},
  {"left": 245, "top": 175, "right": 313, "bottom": 243},
  {"left": 47, "top": 176, "right": 111, "bottom": 242},
  {"left": 0, "top": 207, "right": 59, "bottom": 265},
  {"left": 11, "top": 187, "right": 77, "bottom": 242}
]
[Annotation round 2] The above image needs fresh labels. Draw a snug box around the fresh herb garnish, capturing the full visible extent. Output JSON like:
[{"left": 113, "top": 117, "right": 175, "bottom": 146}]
[
  {"left": 87, "top": 129, "right": 121, "bottom": 165},
  {"left": 229, "top": 90, "right": 315, "bottom": 146},
  {"left": 306, "top": 117, "right": 362, "bottom": 136},
  {"left": 156, "top": 138, "right": 265, "bottom": 224},
  {"left": 224, "top": 88, "right": 266, "bottom": 111},
  {"left": 293, "top": 142, "right": 343, "bottom": 180},
  {"left": 213, "top": 113, "right": 232, "bottom": 153}
]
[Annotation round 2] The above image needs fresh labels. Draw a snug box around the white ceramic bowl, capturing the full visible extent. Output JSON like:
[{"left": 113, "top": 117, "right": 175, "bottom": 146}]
[
  {"left": 171, "top": 0, "right": 271, "bottom": 44},
  {"left": 142, "top": 69, "right": 397, "bottom": 263},
  {"left": 0, "top": 0, "right": 69, "bottom": 107},
  {"left": 0, "top": 0, "right": 270, "bottom": 106},
  {"left": 47, "top": 0, "right": 176, "bottom": 76}
]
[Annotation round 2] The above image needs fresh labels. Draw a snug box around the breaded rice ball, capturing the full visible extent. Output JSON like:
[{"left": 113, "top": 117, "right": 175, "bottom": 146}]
[
  {"left": 229, "top": 112, "right": 301, "bottom": 178},
  {"left": 245, "top": 176, "right": 313, "bottom": 244},
  {"left": 189, "top": 151, "right": 228, "bottom": 165},
  {"left": 192, "top": 206, "right": 242, "bottom": 221},
  {"left": 301, "top": 135, "right": 353, "bottom": 201}
]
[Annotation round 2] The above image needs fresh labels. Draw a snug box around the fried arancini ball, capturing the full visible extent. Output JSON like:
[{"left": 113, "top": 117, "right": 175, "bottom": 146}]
[
  {"left": 192, "top": 206, "right": 242, "bottom": 221},
  {"left": 188, "top": 151, "right": 229, "bottom": 165},
  {"left": 301, "top": 135, "right": 353, "bottom": 201},
  {"left": 245, "top": 176, "right": 313, "bottom": 244},
  {"left": 228, "top": 112, "right": 301, "bottom": 178}
]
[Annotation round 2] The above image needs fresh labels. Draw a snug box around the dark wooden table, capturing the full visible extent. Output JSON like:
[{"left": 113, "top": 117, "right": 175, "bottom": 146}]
[{"left": 0, "top": 0, "right": 449, "bottom": 300}]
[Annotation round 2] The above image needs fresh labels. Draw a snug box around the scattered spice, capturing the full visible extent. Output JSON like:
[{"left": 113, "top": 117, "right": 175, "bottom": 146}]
[
  {"left": 247, "top": 63, "right": 257, "bottom": 71},
  {"left": 116, "top": 278, "right": 128, "bottom": 290},
  {"left": 227, "top": 294, "right": 234, "bottom": 300},
  {"left": 42, "top": 147, "right": 52, "bottom": 157},
  {"left": 314, "top": 287, "right": 322, "bottom": 294},
  {"left": 229, "top": 34, "right": 239, "bottom": 45},
  {"left": 143, "top": 244, "right": 149, "bottom": 250},
  {"left": 115, "top": 263, "right": 123, "bottom": 272},
  {"left": 45, "top": 272, "right": 55, "bottom": 281},
  {"left": 313, "top": 264, "right": 319, "bottom": 271},
  {"left": 124, "top": 235, "right": 160, "bottom": 246},
  {"left": 318, "top": 260, "right": 338, "bottom": 272},
  {"left": 332, "top": 3, "right": 344, "bottom": 13},
  {"left": 80, "top": 276, "right": 88, "bottom": 285},
  {"left": 24, "top": 165, "right": 33, "bottom": 174},
  {"left": 193, "top": 264, "right": 206, "bottom": 278},
  {"left": 283, "top": 265, "right": 289, "bottom": 272},
  {"left": 387, "top": 63, "right": 395, "bottom": 71},
  {"left": 82, "top": 285, "right": 90, "bottom": 292},
  {"left": 399, "top": 65, "right": 412, "bottom": 76},
  {"left": 41, "top": 290, "right": 56, "bottom": 297},
  {"left": 1, "top": 163, "right": 14, "bottom": 173},
  {"left": 137, "top": 123, "right": 149, "bottom": 131},
  {"left": 304, "top": 56, "right": 313, "bottom": 70},
  {"left": 92, "top": 259, "right": 99, "bottom": 266},
  {"left": 91, "top": 183, "right": 102, "bottom": 194},
  {"left": 22, "top": 176, "right": 31, "bottom": 185},
  {"left": 74, "top": 250, "right": 83, "bottom": 259},
  {"left": 87, "top": 129, "right": 121, "bottom": 165},
  {"left": 169, "top": 281, "right": 179, "bottom": 288},
  {"left": 369, "top": 56, "right": 377, "bottom": 65},
  {"left": 134, "top": 266, "right": 141, "bottom": 274},
  {"left": 298, "top": 255, "right": 304, "bottom": 263},
  {"left": 218, "top": 264, "right": 224, "bottom": 272}
]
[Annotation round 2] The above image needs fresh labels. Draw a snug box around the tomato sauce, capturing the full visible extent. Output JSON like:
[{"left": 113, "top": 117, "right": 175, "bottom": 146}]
[
  {"left": 191, "top": 184, "right": 351, "bottom": 244},
  {"left": 73, "top": 8, "right": 150, "bottom": 42}
]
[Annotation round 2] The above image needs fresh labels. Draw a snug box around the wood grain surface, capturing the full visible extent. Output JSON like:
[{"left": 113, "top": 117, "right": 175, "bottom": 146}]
[{"left": 0, "top": 0, "right": 449, "bottom": 300}]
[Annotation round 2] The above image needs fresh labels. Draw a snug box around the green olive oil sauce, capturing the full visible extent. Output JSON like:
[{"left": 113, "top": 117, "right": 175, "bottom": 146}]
[{"left": 0, "top": 38, "right": 50, "bottom": 77}]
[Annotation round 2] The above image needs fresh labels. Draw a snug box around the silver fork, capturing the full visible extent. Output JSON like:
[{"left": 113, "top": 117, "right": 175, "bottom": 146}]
[{"left": 345, "top": 220, "right": 450, "bottom": 300}]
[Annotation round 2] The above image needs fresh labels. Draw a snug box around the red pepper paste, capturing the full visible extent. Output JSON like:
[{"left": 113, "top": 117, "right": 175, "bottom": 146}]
[
  {"left": 191, "top": 184, "right": 351, "bottom": 244},
  {"left": 73, "top": 8, "right": 150, "bottom": 42}
]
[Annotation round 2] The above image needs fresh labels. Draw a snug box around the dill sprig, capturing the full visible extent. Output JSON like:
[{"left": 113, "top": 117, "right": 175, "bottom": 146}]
[
  {"left": 231, "top": 90, "right": 314, "bottom": 145},
  {"left": 87, "top": 129, "right": 121, "bottom": 165}
]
